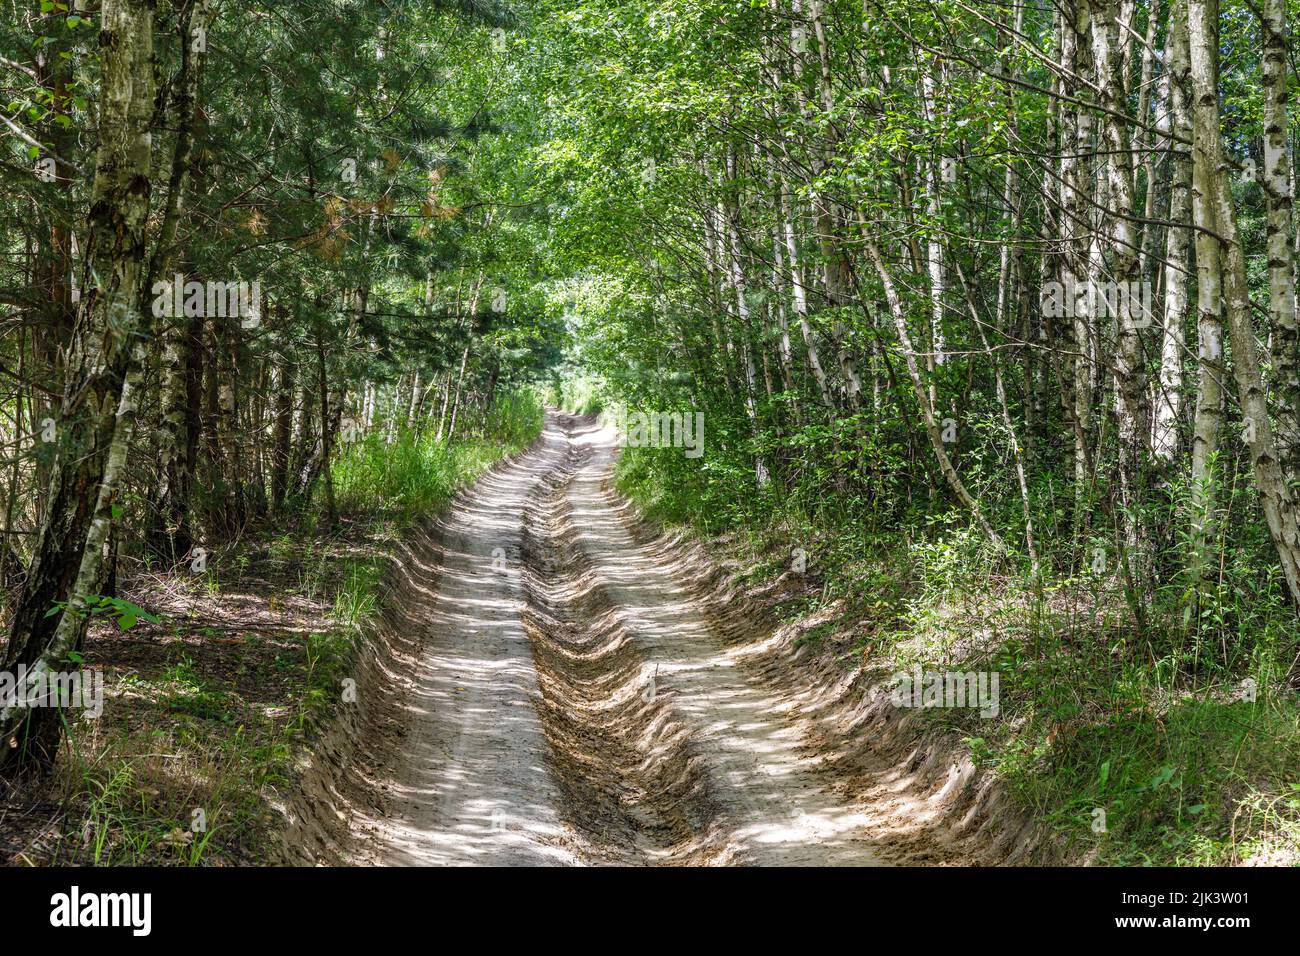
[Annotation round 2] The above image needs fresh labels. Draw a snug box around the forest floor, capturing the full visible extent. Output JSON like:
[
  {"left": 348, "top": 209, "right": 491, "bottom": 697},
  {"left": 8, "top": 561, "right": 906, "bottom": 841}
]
[
  {"left": 0, "top": 522, "right": 396, "bottom": 865},
  {"left": 310, "top": 412, "right": 1047, "bottom": 866}
]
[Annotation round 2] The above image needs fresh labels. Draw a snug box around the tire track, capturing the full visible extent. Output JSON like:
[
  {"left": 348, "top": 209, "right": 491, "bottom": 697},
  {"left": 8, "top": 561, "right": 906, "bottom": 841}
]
[
  {"left": 354, "top": 412, "right": 916, "bottom": 866},
  {"left": 357, "top": 418, "right": 583, "bottom": 866},
  {"left": 519, "top": 439, "right": 727, "bottom": 864},
  {"left": 562, "top": 419, "right": 885, "bottom": 866}
]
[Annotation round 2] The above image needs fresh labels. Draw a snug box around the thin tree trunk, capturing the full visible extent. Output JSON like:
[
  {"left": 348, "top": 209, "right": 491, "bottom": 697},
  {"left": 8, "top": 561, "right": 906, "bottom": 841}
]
[
  {"left": 1189, "top": 0, "right": 1300, "bottom": 605},
  {"left": 1092, "top": 0, "right": 1150, "bottom": 584},
  {"left": 1186, "top": 0, "right": 1226, "bottom": 582},
  {"left": 315, "top": 321, "right": 337, "bottom": 529},
  {"left": 780, "top": 183, "right": 835, "bottom": 416},
  {"left": 868, "top": 242, "right": 1003, "bottom": 549},
  {"left": 271, "top": 356, "right": 294, "bottom": 512},
  {"left": 956, "top": 260, "right": 1037, "bottom": 566},
  {"left": 1261, "top": 0, "right": 1300, "bottom": 469},
  {"left": 1153, "top": 0, "right": 1193, "bottom": 463}
]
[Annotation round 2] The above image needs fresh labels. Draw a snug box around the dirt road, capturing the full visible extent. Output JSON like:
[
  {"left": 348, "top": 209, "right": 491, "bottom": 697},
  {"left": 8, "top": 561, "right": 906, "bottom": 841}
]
[{"left": 347, "top": 412, "right": 1020, "bottom": 866}]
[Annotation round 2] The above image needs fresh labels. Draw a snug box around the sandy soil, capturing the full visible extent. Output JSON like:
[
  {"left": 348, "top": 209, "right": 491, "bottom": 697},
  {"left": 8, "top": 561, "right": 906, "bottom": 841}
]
[
  {"left": 334, "top": 412, "right": 1045, "bottom": 866},
  {"left": 351, "top": 420, "right": 581, "bottom": 865}
]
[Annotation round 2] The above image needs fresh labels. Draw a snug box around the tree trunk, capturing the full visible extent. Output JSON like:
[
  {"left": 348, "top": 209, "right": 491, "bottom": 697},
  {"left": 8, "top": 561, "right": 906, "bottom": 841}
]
[
  {"left": 1186, "top": 0, "right": 1226, "bottom": 584},
  {"left": 271, "top": 356, "right": 294, "bottom": 512},
  {"left": 1153, "top": 0, "right": 1193, "bottom": 463},
  {"left": 315, "top": 320, "right": 337, "bottom": 529},
  {"left": 1, "top": 0, "right": 157, "bottom": 766},
  {"left": 1189, "top": 0, "right": 1300, "bottom": 606},
  {"left": 868, "top": 242, "right": 1003, "bottom": 549},
  {"left": 1260, "top": 0, "right": 1300, "bottom": 470}
]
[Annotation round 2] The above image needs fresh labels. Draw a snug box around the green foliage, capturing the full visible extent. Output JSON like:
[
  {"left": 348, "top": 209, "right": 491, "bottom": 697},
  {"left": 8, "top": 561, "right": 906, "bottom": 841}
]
[
  {"left": 46, "top": 596, "right": 161, "bottom": 633},
  {"left": 331, "top": 388, "right": 543, "bottom": 522},
  {"left": 544, "top": 371, "right": 604, "bottom": 413}
]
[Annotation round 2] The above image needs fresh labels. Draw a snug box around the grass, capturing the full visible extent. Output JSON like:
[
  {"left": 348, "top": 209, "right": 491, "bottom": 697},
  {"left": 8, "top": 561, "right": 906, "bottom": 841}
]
[
  {"left": 54, "top": 713, "right": 288, "bottom": 866},
  {"left": 332, "top": 390, "right": 545, "bottom": 523}
]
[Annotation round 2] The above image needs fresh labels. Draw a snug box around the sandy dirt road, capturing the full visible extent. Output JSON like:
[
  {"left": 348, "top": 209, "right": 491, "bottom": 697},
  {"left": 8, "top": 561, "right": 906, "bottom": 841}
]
[
  {"left": 360, "top": 421, "right": 580, "bottom": 865},
  {"left": 353, "top": 412, "right": 943, "bottom": 866}
]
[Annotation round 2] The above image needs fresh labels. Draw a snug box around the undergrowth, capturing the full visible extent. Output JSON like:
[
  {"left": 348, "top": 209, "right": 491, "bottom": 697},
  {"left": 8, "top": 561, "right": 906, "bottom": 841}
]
[
  {"left": 333, "top": 390, "right": 545, "bottom": 523},
  {"left": 613, "top": 435, "right": 1300, "bottom": 866}
]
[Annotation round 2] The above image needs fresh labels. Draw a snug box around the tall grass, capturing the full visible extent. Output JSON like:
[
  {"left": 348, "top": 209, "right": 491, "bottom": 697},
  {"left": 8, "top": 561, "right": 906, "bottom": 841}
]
[{"left": 331, "top": 389, "right": 544, "bottom": 523}]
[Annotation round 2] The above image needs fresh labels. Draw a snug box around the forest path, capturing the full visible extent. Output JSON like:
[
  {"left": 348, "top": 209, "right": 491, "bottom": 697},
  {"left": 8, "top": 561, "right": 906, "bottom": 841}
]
[
  {"left": 356, "top": 412, "right": 907, "bottom": 866},
  {"left": 356, "top": 419, "right": 581, "bottom": 865}
]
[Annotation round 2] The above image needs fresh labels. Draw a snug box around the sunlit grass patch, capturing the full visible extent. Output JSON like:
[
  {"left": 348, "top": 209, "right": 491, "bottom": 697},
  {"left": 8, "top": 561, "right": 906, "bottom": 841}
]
[{"left": 332, "top": 389, "right": 544, "bottom": 522}]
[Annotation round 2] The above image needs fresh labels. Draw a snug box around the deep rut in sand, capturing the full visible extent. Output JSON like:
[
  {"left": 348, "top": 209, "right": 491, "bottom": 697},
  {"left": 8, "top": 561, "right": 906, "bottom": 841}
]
[
  {"left": 519, "top": 440, "right": 725, "bottom": 864},
  {"left": 331, "top": 412, "right": 1040, "bottom": 866}
]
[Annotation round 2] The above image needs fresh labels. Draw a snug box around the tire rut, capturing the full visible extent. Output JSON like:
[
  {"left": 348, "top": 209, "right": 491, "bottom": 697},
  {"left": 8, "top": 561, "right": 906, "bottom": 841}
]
[
  {"left": 340, "top": 411, "right": 1013, "bottom": 867},
  {"left": 345, "top": 420, "right": 583, "bottom": 866},
  {"left": 562, "top": 420, "right": 885, "bottom": 865},
  {"left": 519, "top": 439, "right": 727, "bottom": 864}
]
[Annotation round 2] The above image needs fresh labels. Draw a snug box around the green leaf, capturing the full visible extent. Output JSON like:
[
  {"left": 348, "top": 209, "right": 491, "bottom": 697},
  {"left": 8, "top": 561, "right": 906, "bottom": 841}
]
[{"left": 110, "top": 598, "right": 161, "bottom": 625}]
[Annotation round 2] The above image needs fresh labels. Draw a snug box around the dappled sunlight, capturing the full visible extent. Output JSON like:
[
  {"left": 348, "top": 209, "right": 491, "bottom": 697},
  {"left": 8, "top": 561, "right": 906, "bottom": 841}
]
[
  {"left": 556, "top": 421, "right": 883, "bottom": 865},
  {"left": 345, "top": 413, "right": 1015, "bottom": 867},
  {"left": 361, "top": 417, "right": 580, "bottom": 866}
]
